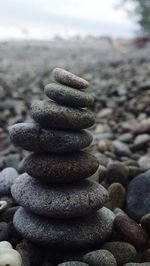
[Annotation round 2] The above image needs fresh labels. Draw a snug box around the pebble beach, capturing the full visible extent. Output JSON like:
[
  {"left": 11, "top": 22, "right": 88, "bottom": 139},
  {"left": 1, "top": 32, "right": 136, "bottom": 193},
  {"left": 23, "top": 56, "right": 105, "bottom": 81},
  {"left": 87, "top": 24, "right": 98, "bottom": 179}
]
[{"left": 0, "top": 37, "right": 150, "bottom": 265}]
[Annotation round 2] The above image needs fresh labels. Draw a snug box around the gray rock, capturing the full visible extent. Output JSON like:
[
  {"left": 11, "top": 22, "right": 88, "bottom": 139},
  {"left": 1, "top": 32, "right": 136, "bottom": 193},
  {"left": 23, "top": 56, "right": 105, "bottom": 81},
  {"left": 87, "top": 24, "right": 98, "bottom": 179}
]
[
  {"left": 101, "top": 242, "right": 137, "bottom": 266},
  {"left": 140, "top": 213, "right": 150, "bottom": 233},
  {"left": 23, "top": 152, "right": 99, "bottom": 183},
  {"left": 44, "top": 83, "right": 94, "bottom": 107},
  {"left": 0, "top": 222, "right": 9, "bottom": 241},
  {"left": 0, "top": 167, "right": 18, "bottom": 195},
  {"left": 104, "top": 162, "right": 129, "bottom": 187},
  {"left": 30, "top": 100, "right": 95, "bottom": 130},
  {"left": 9, "top": 123, "right": 93, "bottom": 153},
  {"left": 131, "top": 134, "right": 150, "bottom": 150},
  {"left": 124, "top": 264, "right": 150, "bottom": 266},
  {"left": 12, "top": 174, "right": 108, "bottom": 218},
  {"left": 138, "top": 155, "right": 150, "bottom": 170},
  {"left": 58, "top": 263, "right": 89, "bottom": 266},
  {"left": 126, "top": 170, "right": 150, "bottom": 222},
  {"left": 13, "top": 207, "right": 114, "bottom": 248},
  {"left": 112, "top": 140, "right": 132, "bottom": 157},
  {"left": 52, "top": 68, "right": 89, "bottom": 90},
  {"left": 83, "top": 249, "right": 117, "bottom": 266}
]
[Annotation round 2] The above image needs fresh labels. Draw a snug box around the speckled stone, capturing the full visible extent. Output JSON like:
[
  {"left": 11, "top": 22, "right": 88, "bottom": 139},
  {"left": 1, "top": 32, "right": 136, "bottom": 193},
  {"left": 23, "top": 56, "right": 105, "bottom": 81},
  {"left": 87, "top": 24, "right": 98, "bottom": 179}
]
[
  {"left": 44, "top": 83, "right": 94, "bottom": 107},
  {"left": 83, "top": 249, "right": 117, "bottom": 266},
  {"left": 101, "top": 242, "right": 137, "bottom": 266},
  {"left": 52, "top": 68, "right": 89, "bottom": 90},
  {"left": 9, "top": 123, "right": 93, "bottom": 153},
  {"left": 23, "top": 152, "right": 99, "bottom": 183},
  {"left": 30, "top": 100, "right": 95, "bottom": 130},
  {"left": 13, "top": 207, "right": 114, "bottom": 249},
  {"left": 11, "top": 174, "right": 109, "bottom": 218},
  {"left": 0, "top": 167, "right": 18, "bottom": 196},
  {"left": 58, "top": 262, "right": 89, "bottom": 266}
]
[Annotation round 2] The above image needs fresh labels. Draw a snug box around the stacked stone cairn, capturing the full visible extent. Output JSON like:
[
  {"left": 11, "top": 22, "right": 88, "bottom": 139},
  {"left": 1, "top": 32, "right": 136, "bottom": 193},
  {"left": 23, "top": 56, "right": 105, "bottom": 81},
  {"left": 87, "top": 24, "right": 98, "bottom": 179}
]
[{"left": 9, "top": 68, "right": 114, "bottom": 254}]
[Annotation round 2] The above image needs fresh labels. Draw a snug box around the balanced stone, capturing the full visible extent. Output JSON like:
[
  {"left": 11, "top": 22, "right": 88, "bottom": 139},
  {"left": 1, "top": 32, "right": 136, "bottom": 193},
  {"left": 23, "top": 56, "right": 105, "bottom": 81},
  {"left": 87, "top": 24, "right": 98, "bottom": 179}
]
[
  {"left": 23, "top": 152, "right": 99, "bottom": 183},
  {"left": 9, "top": 123, "right": 93, "bottom": 153},
  {"left": 13, "top": 207, "right": 114, "bottom": 249},
  {"left": 52, "top": 68, "right": 89, "bottom": 90},
  {"left": 44, "top": 83, "right": 94, "bottom": 107},
  {"left": 11, "top": 174, "right": 109, "bottom": 218},
  {"left": 31, "top": 100, "right": 95, "bottom": 129}
]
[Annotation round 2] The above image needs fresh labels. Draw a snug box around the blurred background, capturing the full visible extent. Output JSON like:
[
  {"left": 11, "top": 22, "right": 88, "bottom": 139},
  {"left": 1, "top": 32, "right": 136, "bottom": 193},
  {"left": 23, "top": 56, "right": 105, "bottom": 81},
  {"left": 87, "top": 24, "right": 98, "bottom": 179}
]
[{"left": 1, "top": 0, "right": 150, "bottom": 171}]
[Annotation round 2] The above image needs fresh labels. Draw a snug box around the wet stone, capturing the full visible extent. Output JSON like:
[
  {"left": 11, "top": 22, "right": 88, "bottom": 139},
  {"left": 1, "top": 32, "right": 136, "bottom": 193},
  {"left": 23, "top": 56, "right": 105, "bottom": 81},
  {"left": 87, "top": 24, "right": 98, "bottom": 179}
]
[
  {"left": 9, "top": 123, "right": 93, "bottom": 153},
  {"left": 31, "top": 100, "right": 95, "bottom": 130},
  {"left": 44, "top": 83, "right": 94, "bottom": 108},
  {"left": 13, "top": 207, "right": 114, "bottom": 249},
  {"left": 23, "top": 152, "right": 99, "bottom": 183},
  {"left": 52, "top": 68, "right": 89, "bottom": 90},
  {"left": 11, "top": 174, "right": 109, "bottom": 218}
]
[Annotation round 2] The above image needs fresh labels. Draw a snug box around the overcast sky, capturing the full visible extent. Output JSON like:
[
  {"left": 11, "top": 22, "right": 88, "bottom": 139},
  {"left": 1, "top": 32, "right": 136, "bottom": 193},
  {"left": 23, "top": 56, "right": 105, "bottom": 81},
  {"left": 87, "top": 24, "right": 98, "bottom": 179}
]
[{"left": 0, "top": 0, "right": 138, "bottom": 40}]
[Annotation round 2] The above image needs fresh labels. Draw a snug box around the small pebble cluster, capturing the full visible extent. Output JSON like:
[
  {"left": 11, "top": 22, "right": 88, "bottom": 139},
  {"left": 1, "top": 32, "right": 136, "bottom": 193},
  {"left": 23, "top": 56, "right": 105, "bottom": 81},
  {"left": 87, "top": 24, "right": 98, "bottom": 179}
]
[{"left": 0, "top": 68, "right": 149, "bottom": 265}]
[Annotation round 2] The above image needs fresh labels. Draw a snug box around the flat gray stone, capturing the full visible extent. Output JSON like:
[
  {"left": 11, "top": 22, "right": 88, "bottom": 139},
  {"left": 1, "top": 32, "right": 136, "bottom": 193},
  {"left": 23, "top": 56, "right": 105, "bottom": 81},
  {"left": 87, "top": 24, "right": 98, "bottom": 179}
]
[
  {"left": 13, "top": 207, "right": 114, "bottom": 249},
  {"left": 44, "top": 83, "right": 94, "bottom": 107},
  {"left": 11, "top": 174, "right": 108, "bottom": 218},
  {"left": 52, "top": 68, "right": 89, "bottom": 90},
  {"left": 23, "top": 152, "right": 99, "bottom": 183},
  {"left": 58, "top": 263, "right": 89, "bottom": 266},
  {"left": 30, "top": 100, "right": 95, "bottom": 130},
  {"left": 9, "top": 123, "right": 93, "bottom": 153}
]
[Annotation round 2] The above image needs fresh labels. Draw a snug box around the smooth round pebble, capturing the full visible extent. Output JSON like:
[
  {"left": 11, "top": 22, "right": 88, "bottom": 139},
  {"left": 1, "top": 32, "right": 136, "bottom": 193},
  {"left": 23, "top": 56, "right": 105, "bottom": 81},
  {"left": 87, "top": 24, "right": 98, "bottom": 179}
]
[
  {"left": 0, "top": 167, "right": 18, "bottom": 196},
  {"left": 12, "top": 174, "right": 109, "bottom": 218},
  {"left": 45, "top": 83, "right": 94, "bottom": 107},
  {"left": 31, "top": 100, "right": 95, "bottom": 130},
  {"left": 52, "top": 68, "right": 89, "bottom": 89},
  {"left": 126, "top": 170, "right": 150, "bottom": 221},
  {"left": 102, "top": 242, "right": 137, "bottom": 266},
  {"left": 104, "top": 162, "right": 129, "bottom": 187},
  {"left": 83, "top": 249, "right": 117, "bottom": 266},
  {"left": 114, "top": 214, "right": 148, "bottom": 248},
  {"left": 106, "top": 183, "right": 126, "bottom": 210},
  {"left": 9, "top": 123, "right": 93, "bottom": 153},
  {"left": 140, "top": 213, "right": 150, "bottom": 233},
  {"left": 57, "top": 262, "right": 89, "bottom": 266},
  {"left": 13, "top": 207, "right": 114, "bottom": 249},
  {"left": 23, "top": 152, "right": 99, "bottom": 183}
]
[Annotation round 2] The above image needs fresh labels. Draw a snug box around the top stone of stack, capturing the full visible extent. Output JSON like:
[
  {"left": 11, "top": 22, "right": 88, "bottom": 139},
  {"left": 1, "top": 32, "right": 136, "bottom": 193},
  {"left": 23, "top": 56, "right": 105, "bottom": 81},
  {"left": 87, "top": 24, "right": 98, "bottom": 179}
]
[{"left": 52, "top": 68, "right": 89, "bottom": 90}]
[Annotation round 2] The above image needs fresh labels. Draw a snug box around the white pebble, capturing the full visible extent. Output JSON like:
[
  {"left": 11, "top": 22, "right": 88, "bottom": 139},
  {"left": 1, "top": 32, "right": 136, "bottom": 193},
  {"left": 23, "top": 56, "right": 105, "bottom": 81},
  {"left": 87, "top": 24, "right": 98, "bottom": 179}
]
[{"left": 0, "top": 241, "right": 22, "bottom": 266}]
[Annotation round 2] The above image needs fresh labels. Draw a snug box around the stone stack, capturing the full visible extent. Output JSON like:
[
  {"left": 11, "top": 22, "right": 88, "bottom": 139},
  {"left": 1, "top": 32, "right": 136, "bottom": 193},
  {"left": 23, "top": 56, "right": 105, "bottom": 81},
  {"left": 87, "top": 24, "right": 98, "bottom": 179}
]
[{"left": 9, "top": 68, "right": 114, "bottom": 251}]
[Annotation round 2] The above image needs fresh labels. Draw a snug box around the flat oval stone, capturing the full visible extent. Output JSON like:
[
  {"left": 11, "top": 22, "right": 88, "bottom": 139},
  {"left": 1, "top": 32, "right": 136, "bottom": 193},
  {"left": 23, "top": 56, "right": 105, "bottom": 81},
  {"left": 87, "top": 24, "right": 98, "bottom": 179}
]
[
  {"left": 52, "top": 68, "right": 89, "bottom": 90},
  {"left": 13, "top": 207, "right": 114, "bottom": 249},
  {"left": 9, "top": 123, "right": 93, "bottom": 153},
  {"left": 23, "top": 152, "right": 99, "bottom": 183},
  {"left": 11, "top": 174, "right": 109, "bottom": 218},
  {"left": 44, "top": 83, "right": 94, "bottom": 108},
  {"left": 30, "top": 100, "right": 95, "bottom": 130}
]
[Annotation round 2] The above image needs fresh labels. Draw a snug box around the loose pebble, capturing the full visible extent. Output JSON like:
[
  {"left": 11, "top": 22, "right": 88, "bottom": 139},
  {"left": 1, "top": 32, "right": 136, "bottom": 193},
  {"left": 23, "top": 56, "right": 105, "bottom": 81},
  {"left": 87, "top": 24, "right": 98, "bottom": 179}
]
[
  {"left": 83, "top": 249, "right": 117, "bottom": 266},
  {"left": 0, "top": 241, "right": 22, "bottom": 266}
]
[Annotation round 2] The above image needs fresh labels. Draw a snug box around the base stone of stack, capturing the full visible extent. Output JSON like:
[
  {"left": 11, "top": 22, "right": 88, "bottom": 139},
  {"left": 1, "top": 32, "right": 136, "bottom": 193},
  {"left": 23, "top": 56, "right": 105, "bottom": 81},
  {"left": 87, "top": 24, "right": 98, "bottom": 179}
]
[{"left": 13, "top": 207, "right": 114, "bottom": 249}]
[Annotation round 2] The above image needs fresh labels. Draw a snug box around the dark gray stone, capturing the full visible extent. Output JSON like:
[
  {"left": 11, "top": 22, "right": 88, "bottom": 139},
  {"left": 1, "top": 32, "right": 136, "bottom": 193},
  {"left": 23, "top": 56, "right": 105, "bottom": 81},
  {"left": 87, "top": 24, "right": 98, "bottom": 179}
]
[
  {"left": 83, "top": 249, "right": 117, "bottom": 266},
  {"left": 11, "top": 174, "right": 108, "bottom": 218},
  {"left": 52, "top": 68, "right": 89, "bottom": 90},
  {"left": 9, "top": 123, "right": 93, "bottom": 153},
  {"left": 126, "top": 170, "right": 150, "bottom": 222},
  {"left": 140, "top": 213, "right": 150, "bottom": 233},
  {"left": 30, "top": 100, "right": 95, "bottom": 130},
  {"left": 23, "top": 152, "right": 99, "bottom": 183},
  {"left": 13, "top": 207, "right": 114, "bottom": 249},
  {"left": 44, "top": 83, "right": 94, "bottom": 107},
  {"left": 101, "top": 242, "right": 137, "bottom": 266},
  {"left": 0, "top": 167, "right": 18, "bottom": 195}
]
